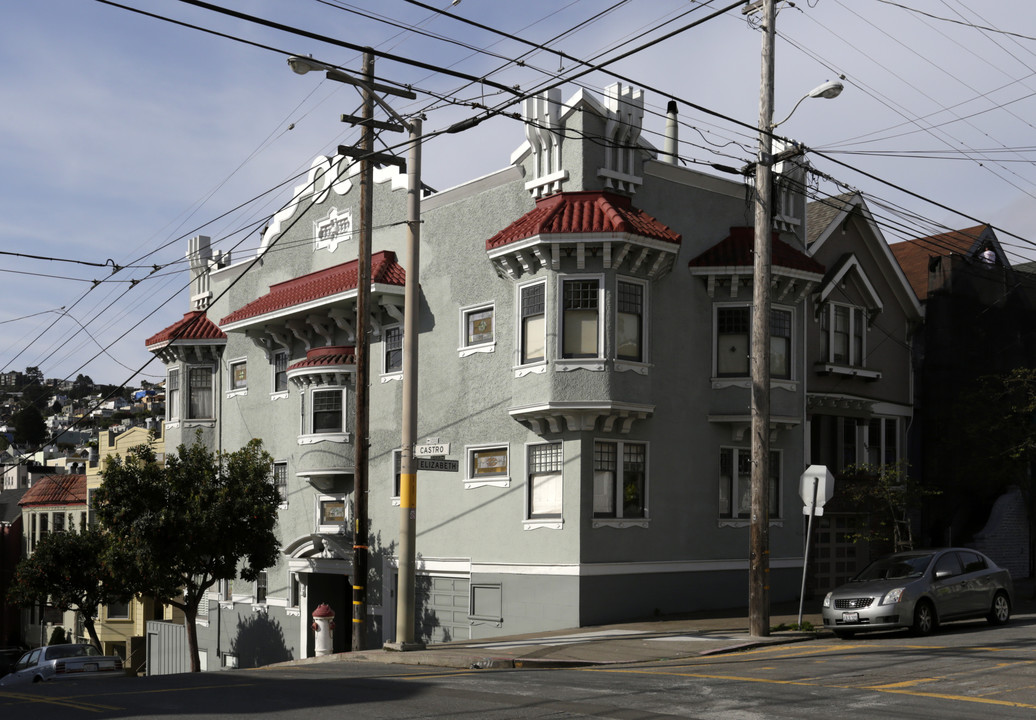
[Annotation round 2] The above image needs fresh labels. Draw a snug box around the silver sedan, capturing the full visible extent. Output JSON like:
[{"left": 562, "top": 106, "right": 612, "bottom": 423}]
[
  {"left": 0, "top": 644, "right": 124, "bottom": 686},
  {"left": 821, "top": 548, "right": 1013, "bottom": 638}
]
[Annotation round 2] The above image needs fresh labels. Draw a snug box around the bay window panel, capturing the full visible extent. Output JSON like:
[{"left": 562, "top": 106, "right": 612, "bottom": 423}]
[
  {"left": 717, "top": 307, "right": 750, "bottom": 376},
  {"left": 167, "top": 368, "right": 180, "bottom": 420},
  {"left": 520, "top": 283, "right": 545, "bottom": 364},
  {"left": 770, "top": 309, "right": 791, "bottom": 379},
  {"left": 617, "top": 281, "right": 644, "bottom": 362},
  {"left": 312, "top": 390, "right": 343, "bottom": 433},
  {"left": 593, "top": 441, "right": 617, "bottom": 517},
  {"left": 622, "top": 443, "right": 646, "bottom": 518},
  {"left": 562, "top": 279, "right": 599, "bottom": 358},
  {"left": 188, "top": 367, "right": 213, "bottom": 419}
]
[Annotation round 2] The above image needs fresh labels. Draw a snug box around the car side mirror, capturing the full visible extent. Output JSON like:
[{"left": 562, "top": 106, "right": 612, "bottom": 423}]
[{"left": 935, "top": 569, "right": 953, "bottom": 580}]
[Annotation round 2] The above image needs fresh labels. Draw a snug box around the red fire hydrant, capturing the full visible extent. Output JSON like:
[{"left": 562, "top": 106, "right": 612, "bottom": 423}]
[{"left": 311, "top": 603, "right": 336, "bottom": 657}]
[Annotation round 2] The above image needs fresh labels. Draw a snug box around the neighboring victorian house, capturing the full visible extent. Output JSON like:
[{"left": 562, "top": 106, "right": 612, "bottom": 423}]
[
  {"left": 144, "top": 83, "right": 845, "bottom": 668},
  {"left": 891, "top": 225, "right": 1036, "bottom": 577},
  {"left": 802, "top": 193, "right": 923, "bottom": 590},
  {"left": 0, "top": 486, "right": 28, "bottom": 646},
  {"left": 86, "top": 424, "right": 180, "bottom": 674},
  {"left": 17, "top": 474, "right": 87, "bottom": 647}
]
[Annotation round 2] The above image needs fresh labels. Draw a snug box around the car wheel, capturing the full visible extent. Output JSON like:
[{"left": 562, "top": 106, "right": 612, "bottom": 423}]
[
  {"left": 912, "top": 600, "right": 937, "bottom": 636},
  {"left": 988, "top": 591, "right": 1011, "bottom": 626},
  {"left": 834, "top": 630, "right": 856, "bottom": 639},
  {"left": 32, "top": 675, "right": 43, "bottom": 683}
]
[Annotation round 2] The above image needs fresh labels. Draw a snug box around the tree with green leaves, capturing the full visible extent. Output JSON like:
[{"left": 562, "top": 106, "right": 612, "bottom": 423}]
[
  {"left": 838, "top": 461, "right": 940, "bottom": 554},
  {"left": 8, "top": 525, "right": 132, "bottom": 651},
  {"left": 95, "top": 436, "right": 280, "bottom": 672},
  {"left": 12, "top": 403, "right": 47, "bottom": 447}
]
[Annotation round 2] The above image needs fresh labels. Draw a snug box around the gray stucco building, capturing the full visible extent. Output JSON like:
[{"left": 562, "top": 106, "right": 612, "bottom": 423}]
[{"left": 143, "top": 83, "right": 914, "bottom": 668}]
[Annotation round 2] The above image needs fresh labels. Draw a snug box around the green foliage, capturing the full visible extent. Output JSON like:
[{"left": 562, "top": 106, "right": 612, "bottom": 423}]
[
  {"left": 95, "top": 434, "right": 281, "bottom": 671},
  {"left": 837, "top": 462, "right": 939, "bottom": 552},
  {"left": 12, "top": 403, "right": 47, "bottom": 446},
  {"left": 8, "top": 525, "right": 131, "bottom": 651}
]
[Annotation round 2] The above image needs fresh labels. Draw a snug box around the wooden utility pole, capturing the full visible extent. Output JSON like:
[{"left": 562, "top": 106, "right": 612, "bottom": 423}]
[
  {"left": 749, "top": 0, "right": 776, "bottom": 638},
  {"left": 352, "top": 49, "right": 374, "bottom": 652}
]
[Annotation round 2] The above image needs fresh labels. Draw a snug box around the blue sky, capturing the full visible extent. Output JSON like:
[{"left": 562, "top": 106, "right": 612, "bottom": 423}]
[{"left": 2, "top": 0, "right": 1034, "bottom": 386}]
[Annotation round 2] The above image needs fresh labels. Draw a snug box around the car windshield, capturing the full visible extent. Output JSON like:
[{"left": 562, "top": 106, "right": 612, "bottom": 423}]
[
  {"left": 46, "top": 645, "right": 101, "bottom": 660},
  {"left": 853, "top": 553, "right": 935, "bottom": 581}
]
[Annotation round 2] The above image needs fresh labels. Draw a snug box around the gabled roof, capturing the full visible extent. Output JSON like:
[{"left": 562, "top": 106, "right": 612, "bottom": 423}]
[
  {"left": 688, "top": 226, "right": 825, "bottom": 275},
  {"left": 806, "top": 192, "right": 856, "bottom": 246},
  {"left": 145, "top": 311, "right": 227, "bottom": 349},
  {"left": 486, "top": 191, "right": 681, "bottom": 250},
  {"left": 19, "top": 474, "right": 87, "bottom": 507},
  {"left": 890, "top": 225, "right": 994, "bottom": 301},
  {"left": 221, "top": 250, "right": 406, "bottom": 327},
  {"left": 0, "top": 487, "right": 29, "bottom": 524}
]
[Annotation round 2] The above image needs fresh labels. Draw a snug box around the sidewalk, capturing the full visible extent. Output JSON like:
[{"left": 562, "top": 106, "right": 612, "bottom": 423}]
[
  {"left": 290, "top": 579, "right": 1036, "bottom": 671},
  {"left": 290, "top": 601, "right": 826, "bottom": 670}
]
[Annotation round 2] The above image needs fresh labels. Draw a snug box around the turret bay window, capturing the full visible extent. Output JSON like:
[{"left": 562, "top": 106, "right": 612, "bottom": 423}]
[
  {"left": 312, "top": 389, "right": 343, "bottom": 433},
  {"left": 593, "top": 440, "right": 647, "bottom": 520},
  {"left": 561, "top": 278, "right": 601, "bottom": 359},
  {"left": 527, "top": 442, "right": 562, "bottom": 520},
  {"left": 719, "top": 447, "right": 780, "bottom": 520},
  {"left": 616, "top": 280, "right": 645, "bottom": 363},
  {"left": 519, "top": 281, "right": 546, "bottom": 365},
  {"left": 187, "top": 366, "right": 214, "bottom": 419}
]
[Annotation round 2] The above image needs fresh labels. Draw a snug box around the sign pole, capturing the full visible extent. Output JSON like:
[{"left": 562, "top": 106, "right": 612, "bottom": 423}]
[{"left": 798, "top": 477, "right": 820, "bottom": 627}]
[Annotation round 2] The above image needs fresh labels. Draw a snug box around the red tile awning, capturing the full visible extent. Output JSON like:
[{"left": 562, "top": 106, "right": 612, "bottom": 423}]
[
  {"left": 145, "top": 311, "right": 226, "bottom": 349},
  {"left": 688, "top": 227, "right": 825, "bottom": 275}
]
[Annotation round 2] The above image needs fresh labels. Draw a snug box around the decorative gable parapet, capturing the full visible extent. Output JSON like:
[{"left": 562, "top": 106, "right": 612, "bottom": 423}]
[
  {"left": 599, "top": 83, "right": 645, "bottom": 195},
  {"left": 523, "top": 88, "right": 567, "bottom": 199}
]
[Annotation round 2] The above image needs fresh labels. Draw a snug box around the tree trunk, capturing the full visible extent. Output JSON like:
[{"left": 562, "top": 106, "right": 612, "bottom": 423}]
[
  {"left": 184, "top": 605, "right": 200, "bottom": 672},
  {"left": 81, "top": 614, "right": 102, "bottom": 653}
]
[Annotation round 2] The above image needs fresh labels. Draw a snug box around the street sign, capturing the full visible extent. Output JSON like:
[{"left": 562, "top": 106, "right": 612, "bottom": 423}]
[
  {"left": 416, "top": 458, "right": 459, "bottom": 472},
  {"left": 415, "top": 443, "right": 450, "bottom": 457},
  {"left": 799, "top": 465, "right": 835, "bottom": 516}
]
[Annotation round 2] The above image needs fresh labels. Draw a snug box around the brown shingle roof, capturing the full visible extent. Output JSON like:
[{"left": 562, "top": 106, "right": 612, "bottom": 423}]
[
  {"left": 19, "top": 474, "right": 87, "bottom": 507},
  {"left": 486, "top": 191, "right": 681, "bottom": 250},
  {"left": 221, "top": 250, "right": 405, "bottom": 326},
  {"left": 890, "top": 225, "right": 987, "bottom": 300}
]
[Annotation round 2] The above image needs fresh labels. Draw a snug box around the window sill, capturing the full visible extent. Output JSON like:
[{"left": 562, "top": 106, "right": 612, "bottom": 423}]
[
  {"left": 219, "top": 601, "right": 234, "bottom": 609},
  {"left": 298, "top": 432, "right": 351, "bottom": 445},
  {"left": 183, "top": 419, "right": 216, "bottom": 428},
  {"left": 614, "top": 360, "right": 649, "bottom": 375},
  {"left": 380, "top": 372, "right": 403, "bottom": 384},
  {"left": 592, "top": 518, "right": 649, "bottom": 529},
  {"left": 514, "top": 361, "right": 548, "bottom": 377},
  {"left": 459, "top": 342, "right": 495, "bottom": 357},
  {"left": 165, "top": 420, "right": 180, "bottom": 429},
  {"left": 711, "top": 377, "right": 797, "bottom": 391},
  {"left": 717, "top": 519, "right": 785, "bottom": 528},
  {"left": 251, "top": 604, "right": 268, "bottom": 614},
  {"left": 814, "top": 363, "right": 882, "bottom": 380},
  {"left": 556, "top": 359, "right": 605, "bottom": 372},
  {"left": 391, "top": 496, "right": 401, "bottom": 506},
  {"left": 523, "top": 519, "right": 563, "bottom": 530},
  {"left": 270, "top": 391, "right": 289, "bottom": 401},
  {"left": 464, "top": 478, "right": 510, "bottom": 489},
  {"left": 286, "top": 608, "right": 301, "bottom": 617},
  {"left": 225, "top": 389, "right": 247, "bottom": 399}
]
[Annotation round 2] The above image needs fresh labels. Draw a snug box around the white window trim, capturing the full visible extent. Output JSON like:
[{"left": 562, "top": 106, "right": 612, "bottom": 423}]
[
  {"left": 271, "top": 349, "right": 290, "bottom": 400},
  {"left": 315, "top": 494, "right": 351, "bottom": 535},
  {"left": 380, "top": 324, "right": 404, "bottom": 382},
  {"left": 286, "top": 571, "right": 302, "bottom": 617},
  {"left": 458, "top": 302, "right": 496, "bottom": 357},
  {"left": 167, "top": 367, "right": 181, "bottom": 422},
  {"left": 819, "top": 302, "right": 868, "bottom": 369},
  {"left": 557, "top": 274, "right": 605, "bottom": 370},
  {"left": 299, "top": 386, "right": 350, "bottom": 445},
  {"left": 592, "top": 438, "right": 650, "bottom": 529},
  {"left": 523, "top": 441, "right": 564, "bottom": 530},
  {"left": 185, "top": 364, "right": 216, "bottom": 422},
  {"left": 515, "top": 279, "right": 548, "bottom": 377},
  {"left": 273, "top": 460, "right": 289, "bottom": 509},
  {"left": 464, "top": 443, "right": 510, "bottom": 489},
  {"left": 226, "top": 357, "right": 248, "bottom": 399},
  {"left": 711, "top": 303, "right": 796, "bottom": 383},
  {"left": 717, "top": 446, "right": 784, "bottom": 528},
  {"left": 614, "top": 276, "right": 649, "bottom": 374}
]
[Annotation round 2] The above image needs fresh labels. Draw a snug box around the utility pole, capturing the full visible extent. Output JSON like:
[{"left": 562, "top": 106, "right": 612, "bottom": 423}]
[
  {"left": 352, "top": 49, "right": 375, "bottom": 652},
  {"left": 394, "top": 117, "right": 422, "bottom": 649},
  {"left": 749, "top": 0, "right": 776, "bottom": 638}
]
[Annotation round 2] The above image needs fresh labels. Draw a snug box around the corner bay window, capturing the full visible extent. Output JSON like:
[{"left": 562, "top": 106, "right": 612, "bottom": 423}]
[
  {"left": 593, "top": 440, "right": 646, "bottom": 519},
  {"left": 719, "top": 447, "right": 780, "bottom": 520},
  {"left": 519, "top": 282, "right": 545, "bottom": 365},
  {"left": 561, "top": 278, "right": 600, "bottom": 358},
  {"left": 527, "top": 442, "right": 562, "bottom": 519},
  {"left": 616, "top": 280, "right": 644, "bottom": 363}
]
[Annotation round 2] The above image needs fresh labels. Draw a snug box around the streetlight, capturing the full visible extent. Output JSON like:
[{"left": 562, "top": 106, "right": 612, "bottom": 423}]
[
  {"left": 749, "top": 2, "right": 844, "bottom": 640},
  {"left": 771, "top": 80, "right": 844, "bottom": 130}
]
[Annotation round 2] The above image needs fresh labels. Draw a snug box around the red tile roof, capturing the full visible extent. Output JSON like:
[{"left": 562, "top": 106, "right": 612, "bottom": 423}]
[
  {"left": 486, "top": 191, "right": 681, "bottom": 250},
  {"left": 890, "top": 225, "right": 987, "bottom": 300},
  {"left": 146, "top": 311, "right": 227, "bottom": 349},
  {"left": 688, "top": 227, "right": 825, "bottom": 275},
  {"left": 221, "top": 250, "right": 406, "bottom": 326},
  {"left": 287, "top": 346, "right": 356, "bottom": 371},
  {"left": 19, "top": 474, "right": 87, "bottom": 507}
]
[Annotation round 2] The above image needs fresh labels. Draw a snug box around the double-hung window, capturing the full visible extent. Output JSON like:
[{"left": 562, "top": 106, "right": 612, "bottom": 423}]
[
  {"left": 527, "top": 442, "right": 563, "bottom": 520},
  {"left": 167, "top": 368, "right": 180, "bottom": 421},
  {"left": 719, "top": 447, "right": 781, "bottom": 520},
  {"left": 561, "top": 278, "right": 601, "bottom": 358},
  {"left": 770, "top": 308, "right": 792, "bottom": 379},
  {"left": 519, "top": 282, "right": 546, "bottom": 365},
  {"left": 272, "top": 351, "right": 288, "bottom": 394},
  {"left": 593, "top": 440, "right": 647, "bottom": 520},
  {"left": 255, "top": 571, "right": 268, "bottom": 605},
  {"left": 384, "top": 326, "right": 403, "bottom": 375},
  {"left": 820, "top": 304, "right": 866, "bottom": 366},
  {"left": 715, "top": 306, "right": 792, "bottom": 378},
  {"left": 187, "top": 366, "right": 214, "bottom": 419},
  {"left": 272, "top": 461, "right": 288, "bottom": 506},
  {"left": 616, "top": 280, "right": 645, "bottom": 363},
  {"left": 866, "top": 417, "right": 899, "bottom": 466},
  {"left": 312, "top": 389, "right": 343, "bottom": 433}
]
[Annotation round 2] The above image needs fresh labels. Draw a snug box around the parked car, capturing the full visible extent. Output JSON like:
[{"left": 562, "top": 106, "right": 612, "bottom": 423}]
[
  {"left": 822, "top": 548, "right": 1013, "bottom": 638},
  {"left": 0, "top": 647, "right": 25, "bottom": 678},
  {"left": 0, "top": 644, "right": 124, "bottom": 686}
]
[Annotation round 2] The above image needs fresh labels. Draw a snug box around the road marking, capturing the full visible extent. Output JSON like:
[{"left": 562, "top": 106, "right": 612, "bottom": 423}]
[
  {"left": 867, "top": 678, "right": 941, "bottom": 689},
  {"left": 0, "top": 690, "right": 121, "bottom": 712}
]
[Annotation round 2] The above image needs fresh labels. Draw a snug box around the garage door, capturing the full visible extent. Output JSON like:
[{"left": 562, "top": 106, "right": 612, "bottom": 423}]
[{"left": 416, "top": 575, "right": 470, "bottom": 644}]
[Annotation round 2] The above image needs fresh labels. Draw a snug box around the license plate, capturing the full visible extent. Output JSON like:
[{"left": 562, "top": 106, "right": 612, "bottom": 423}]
[
  {"left": 841, "top": 612, "right": 859, "bottom": 623},
  {"left": 83, "top": 663, "right": 98, "bottom": 672}
]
